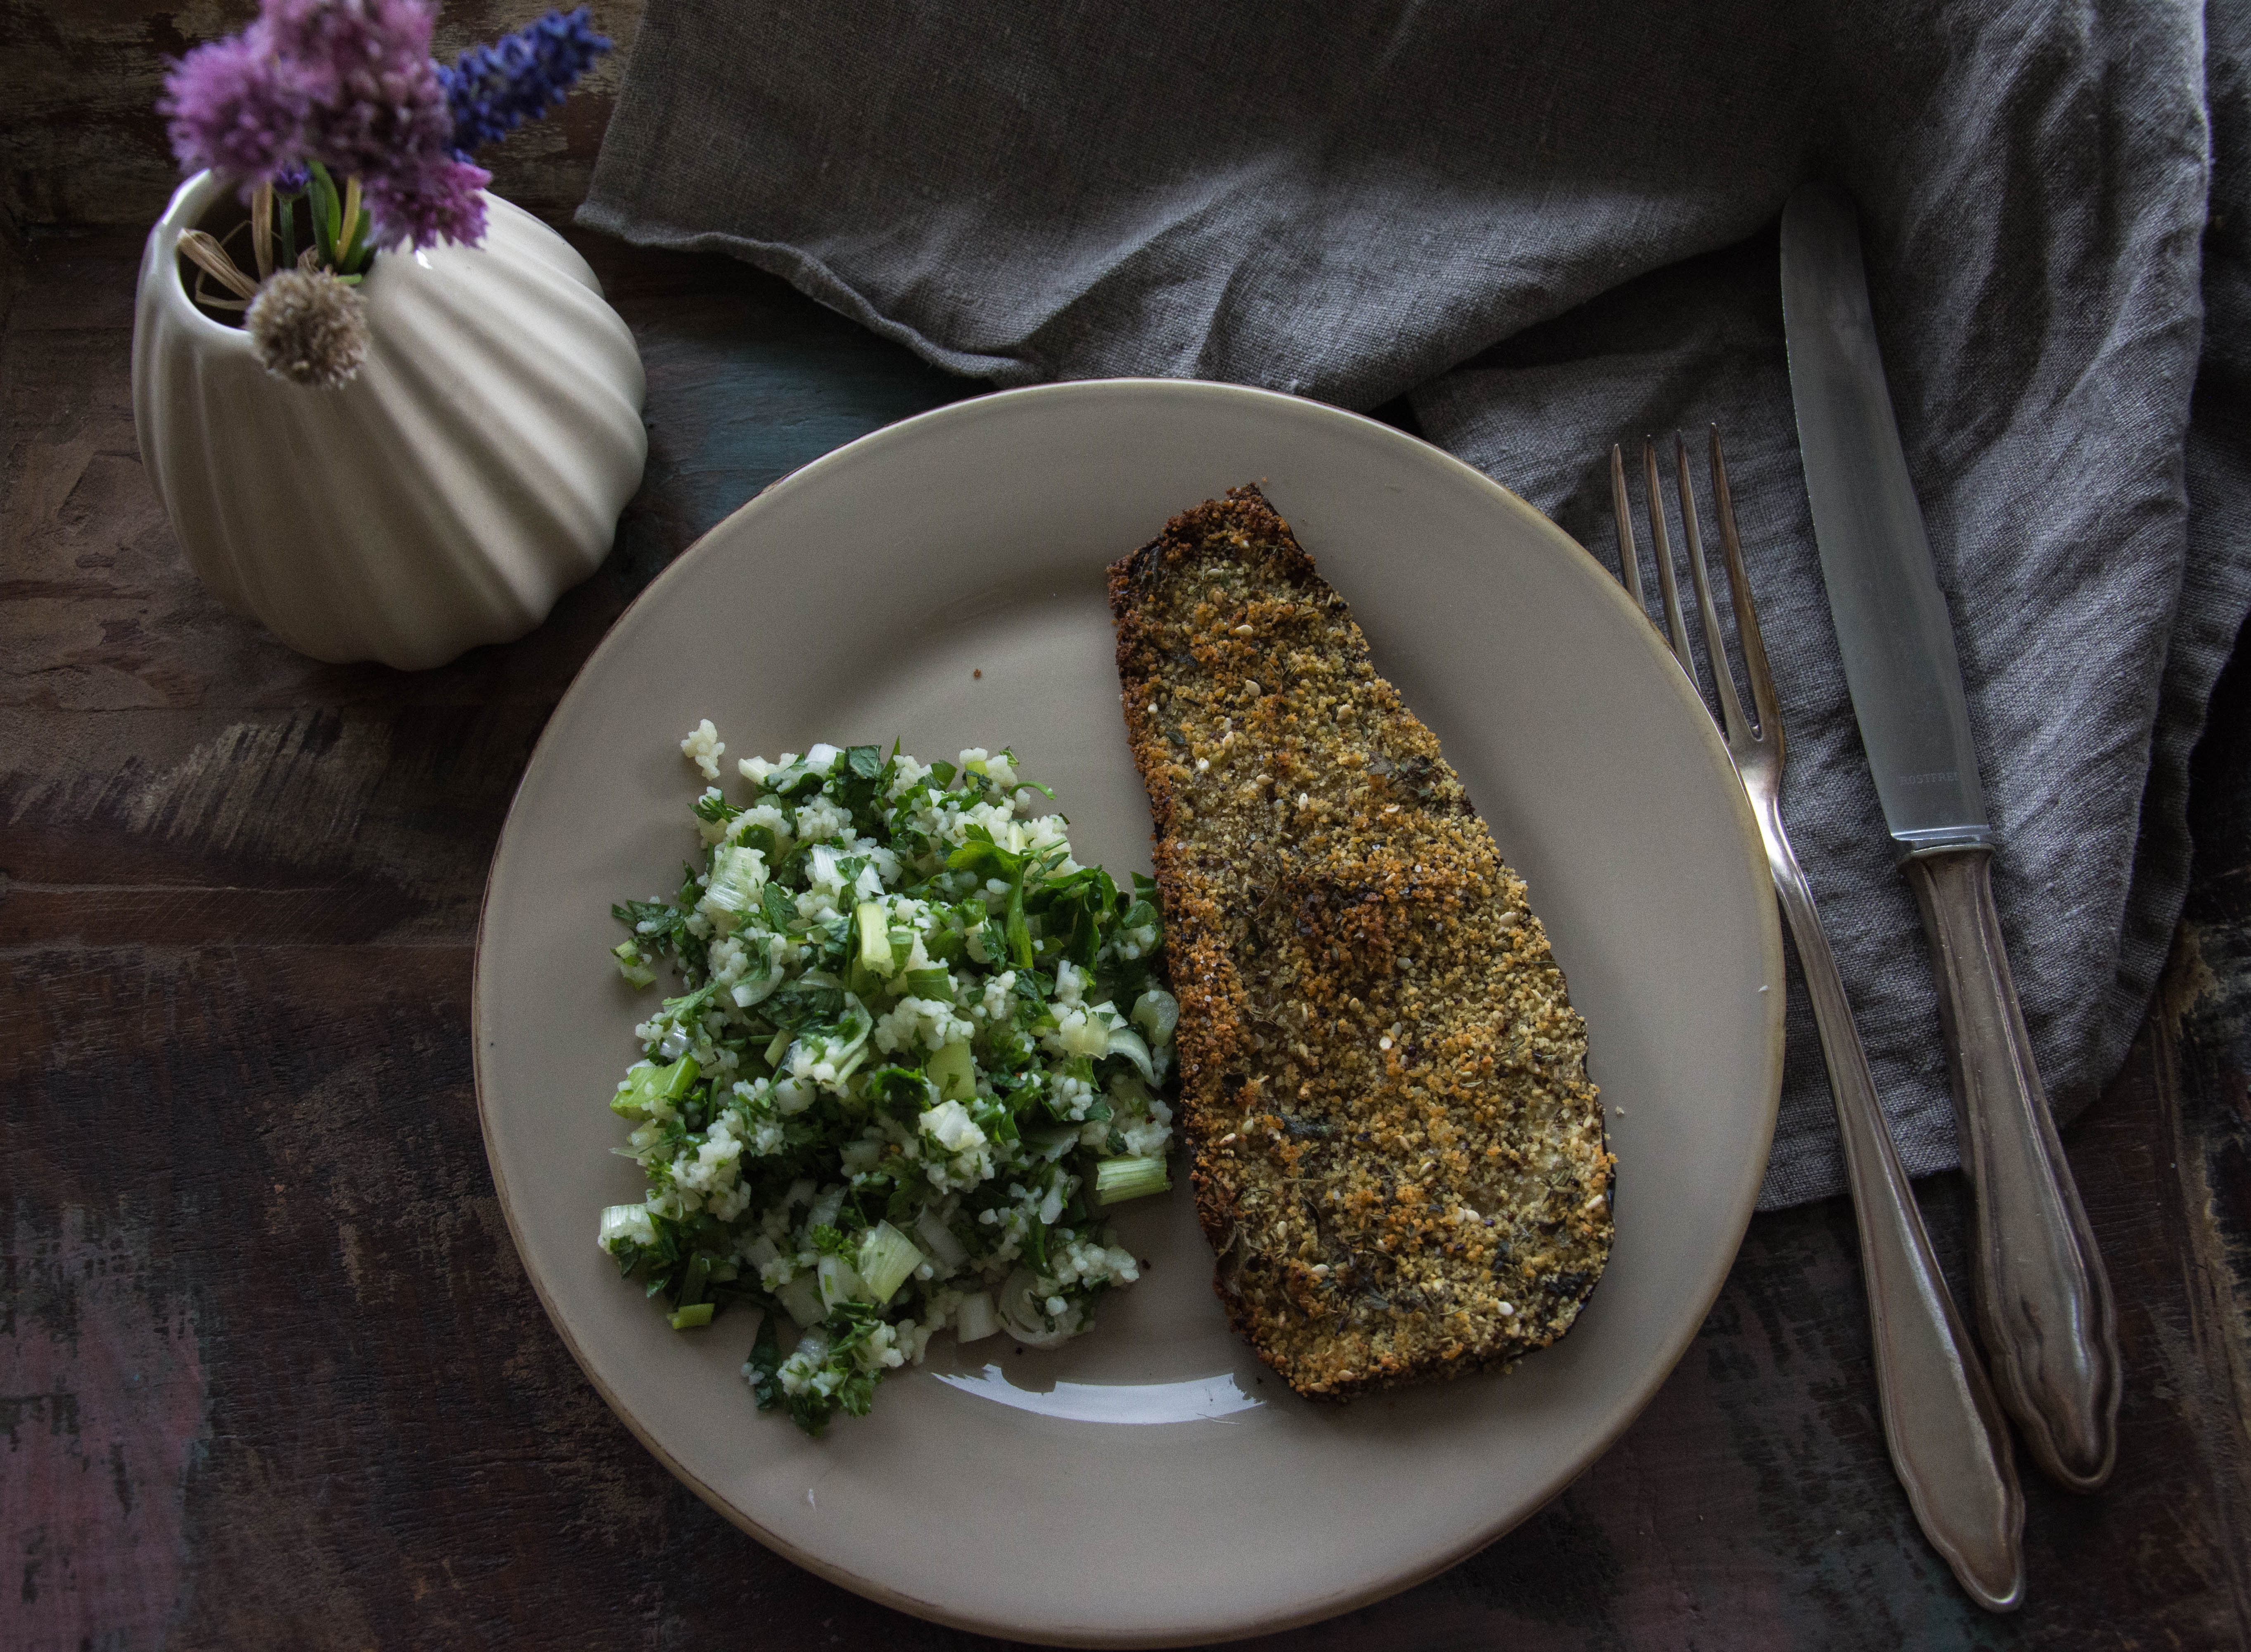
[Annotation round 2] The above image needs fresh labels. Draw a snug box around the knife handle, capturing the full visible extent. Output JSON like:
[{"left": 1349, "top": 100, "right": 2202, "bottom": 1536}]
[
  {"left": 1758, "top": 802, "right": 2024, "bottom": 1610},
  {"left": 1902, "top": 845, "right": 2122, "bottom": 1491}
]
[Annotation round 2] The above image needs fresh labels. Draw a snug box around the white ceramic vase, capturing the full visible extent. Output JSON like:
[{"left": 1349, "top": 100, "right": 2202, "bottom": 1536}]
[{"left": 132, "top": 170, "right": 648, "bottom": 671}]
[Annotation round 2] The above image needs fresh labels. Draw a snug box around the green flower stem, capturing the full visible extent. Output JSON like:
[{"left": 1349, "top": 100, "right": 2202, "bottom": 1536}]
[
  {"left": 307, "top": 162, "right": 342, "bottom": 270},
  {"left": 337, "top": 175, "right": 363, "bottom": 271}
]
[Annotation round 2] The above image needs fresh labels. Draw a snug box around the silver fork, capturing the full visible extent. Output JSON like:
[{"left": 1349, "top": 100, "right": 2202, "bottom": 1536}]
[{"left": 1611, "top": 429, "right": 2026, "bottom": 1613}]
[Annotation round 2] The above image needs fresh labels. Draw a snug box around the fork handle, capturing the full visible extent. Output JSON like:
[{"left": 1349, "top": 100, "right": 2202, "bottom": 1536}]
[
  {"left": 1901, "top": 845, "right": 2121, "bottom": 1491},
  {"left": 1760, "top": 804, "right": 2025, "bottom": 1610}
]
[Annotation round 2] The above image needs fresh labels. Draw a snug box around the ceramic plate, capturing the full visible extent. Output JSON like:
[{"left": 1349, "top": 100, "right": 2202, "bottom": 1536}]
[{"left": 474, "top": 380, "right": 1784, "bottom": 1646}]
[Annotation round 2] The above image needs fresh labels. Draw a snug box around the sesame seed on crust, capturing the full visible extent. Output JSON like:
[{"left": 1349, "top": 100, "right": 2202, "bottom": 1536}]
[{"left": 1107, "top": 485, "right": 1614, "bottom": 1400}]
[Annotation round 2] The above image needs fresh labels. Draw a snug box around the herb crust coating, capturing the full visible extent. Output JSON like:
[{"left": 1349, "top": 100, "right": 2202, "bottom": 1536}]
[{"left": 1107, "top": 485, "right": 1614, "bottom": 1399}]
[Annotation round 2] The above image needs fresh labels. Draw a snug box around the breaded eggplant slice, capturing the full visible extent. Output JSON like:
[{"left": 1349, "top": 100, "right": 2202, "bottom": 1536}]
[{"left": 1108, "top": 485, "right": 1613, "bottom": 1399}]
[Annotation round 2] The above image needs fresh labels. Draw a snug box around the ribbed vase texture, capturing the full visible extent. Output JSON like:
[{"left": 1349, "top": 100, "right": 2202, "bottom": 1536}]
[{"left": 132, "top": 170, "right": 648, "bottom": 670}]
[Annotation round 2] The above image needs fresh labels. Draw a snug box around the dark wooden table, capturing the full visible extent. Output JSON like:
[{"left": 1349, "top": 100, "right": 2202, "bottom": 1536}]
[{"left": 5, "top": 7, "right": 2249, "bottom": 1646}]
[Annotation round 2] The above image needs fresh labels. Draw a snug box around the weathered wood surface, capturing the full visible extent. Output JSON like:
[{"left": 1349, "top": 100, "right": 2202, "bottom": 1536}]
[
  {"left": 5, "top": 219, "right": 2249, "bottom": 1652},
  {"left": 3, "top": 1, "right": 2249, "bottom": 1644}
]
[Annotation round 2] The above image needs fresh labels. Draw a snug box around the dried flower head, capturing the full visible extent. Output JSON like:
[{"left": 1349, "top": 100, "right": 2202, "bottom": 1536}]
[{"left": 246, "top": 267, "right": 371, "bottom": 387}]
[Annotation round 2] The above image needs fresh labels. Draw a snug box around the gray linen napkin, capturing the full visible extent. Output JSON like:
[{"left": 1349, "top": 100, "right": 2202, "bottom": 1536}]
[{"left": 582, "top": 0, "right": 2249, "bottom": 1208}]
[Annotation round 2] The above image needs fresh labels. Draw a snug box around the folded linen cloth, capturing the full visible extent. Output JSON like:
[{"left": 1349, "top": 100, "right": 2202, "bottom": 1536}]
[{"left": 582, "top": 0, "right": 2251, "bottom": 1208}]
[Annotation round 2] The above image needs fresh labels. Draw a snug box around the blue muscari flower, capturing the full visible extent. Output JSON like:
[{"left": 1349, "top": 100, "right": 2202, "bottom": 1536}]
[{"left": 438, "top": 7, "right": 611, "bottom": 157}]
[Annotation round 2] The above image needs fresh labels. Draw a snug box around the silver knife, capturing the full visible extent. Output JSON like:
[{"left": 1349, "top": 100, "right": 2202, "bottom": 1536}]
[{"left": 1780, "top": 182, "right": 2122, "bottom": 1491}]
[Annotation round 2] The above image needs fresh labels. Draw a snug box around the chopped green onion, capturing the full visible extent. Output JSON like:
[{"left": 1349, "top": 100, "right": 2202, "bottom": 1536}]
[
  {"left": 855, "top": 900, "right": 894, "bottom": 976},
  {"left": 1094, "top": 1155, "right": 1172, "bottom": 1205},
  {"left": 1131, "top": 988, "right": 1179, "bottom": 1047},
  {"left": 679, "top": 1252, "right": 711, "bottom": 1308},
  {"left": 776, "top": 1272, "right": 825, "bottom": 1327},
  {"left": 913, "top": 1206, "right": 968, "bottom": 1271},
  {"left": 856, "top": 1220, "right": 924, "bottom": 1304},
  {"left": 669, "top": 1302, "right": 715, "bottom": 1330},
  {"left": 818, "top": 1253, "right": 867, "bottom": 1309},
  {"left": 955, "top": 1290, "right": 998, "bottom": 1343},
  {"left": 611, "top": 1055, "right": 698, "bottom": 1119},
  {"left": 702, "top": 844, "right": 767, "bottom": 923},
  {"left": 1105, "top": 1024, "right": 1158, "bottom": 1085},
  {"left": 995, "top": 1266, "right": 1074, "bottom": 1349},
  {"left": 598, "top": 1203, "right": 655, "bottom": 1252},
  {"left": 925, "top": 1039, "right": 977, "bottom": 1104}
]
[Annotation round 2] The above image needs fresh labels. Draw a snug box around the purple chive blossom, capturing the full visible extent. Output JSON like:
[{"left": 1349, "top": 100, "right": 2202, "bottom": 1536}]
[
  {"left": 268, "top": 0, "right": 455, "bottom": 185},
  {"left": 161, "top": 19, "right": 312, "bottom": 178},
  {"left": 363, "top": 154, "right": 491, "bottom": 249},
  {"left": 439, "top": 9, "right": 612, "bottom": 156}
]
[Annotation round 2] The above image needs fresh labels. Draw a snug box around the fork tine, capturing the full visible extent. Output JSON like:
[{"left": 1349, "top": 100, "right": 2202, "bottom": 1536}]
[
  {"left": 1674, "top": 430, "right": 1752, "bottom": 746},
  {"left": 1707, "top": 425, "right": 1780, "bottom": 747},
  {"left": 1608, "top": 444, "right": 1652, "bottom": 618},
  {"left": 1640, "top": 439, "right": 1697, "bottom": 680}
]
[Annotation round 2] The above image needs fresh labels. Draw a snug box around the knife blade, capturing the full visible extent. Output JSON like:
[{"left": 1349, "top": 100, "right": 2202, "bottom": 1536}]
[
  {"left": 1780, "top": 181, "right": 2121, "bottom": 1492},
  {"left": 1777, "top": 188, "right": 1987, "bottom": 852}
]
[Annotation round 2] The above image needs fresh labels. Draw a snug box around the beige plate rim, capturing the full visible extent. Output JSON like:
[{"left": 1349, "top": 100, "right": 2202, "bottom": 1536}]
[{"left": 473, "top": 377, "right": 1786, "bottom": 1647}]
